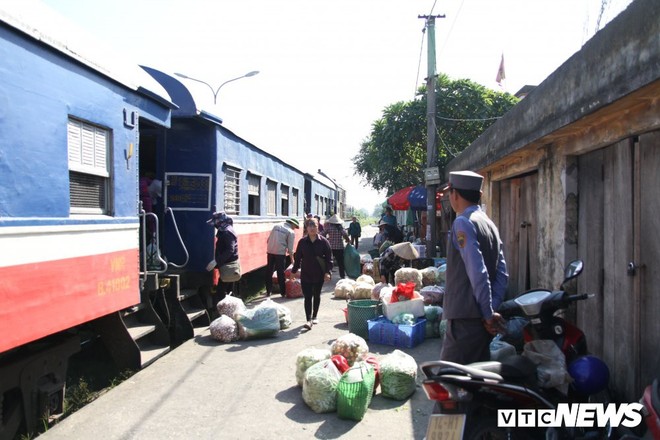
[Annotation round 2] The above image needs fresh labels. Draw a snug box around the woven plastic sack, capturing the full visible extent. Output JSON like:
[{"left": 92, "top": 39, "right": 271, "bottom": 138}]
[
  {"left": 394, "top": 267, "right": 423, "bottom": 291},
  {"left": 258, "top": 298, "right": 292, "bottom": 329},
  {"left": 420, "top": 285, "right": 445, "bottom": 305},
  {"left": 350, "top": 282, "right": 374, "bottom": 300},
  {"left": 361, "top": 263, "right": 374, "bottom": 277},
  {"left": 209, "top": 315, "right": 239, "bottom": 343},
  {"left": 331, "top": 333, "right": 369, "bottom": 367},
  {"left": 344, "top": 244, "right": 362, "bottom": 279},
  {"left": 235, "top": 306, "right": 280, "bottom": 340},
  {"left": 380, "top": 349, "right": 417, "bottom": 400},
  {"left": 334, "top": 279, "right": 356, "bottom": 299},
  {"left": 337, "top": 361, "right": 375, "bottom": 421},
  {"left": 302, "top": 359, "right": 342, "bottom": 413},
  {"left": 285, "top": 278, "right": 303, "bottom": 298},
  {"left": 217, "top": 295, "right": 246, "bottom": 317},
  {"left": 295, "top": 348, "right": 332, "bottom": 387},
  {"left": 356, "top": 274, "right": 375, "bottom": 286}
]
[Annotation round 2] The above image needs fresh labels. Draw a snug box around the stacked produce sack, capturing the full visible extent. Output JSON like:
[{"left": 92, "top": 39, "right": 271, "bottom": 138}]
[
  {"left": 209, "top": 297, "right": 292, "bottom": 342},
  {"left": 295, "top": 333, "right": 419, "bottom": 421}
]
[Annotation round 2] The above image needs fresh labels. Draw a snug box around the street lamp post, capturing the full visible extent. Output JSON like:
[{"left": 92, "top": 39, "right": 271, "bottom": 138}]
[
  {"left": 318, "top": 169, "right": 340, "bottom": 217},
  {"left": 174, "top": 71, "right": 259, "bottom": 105}
]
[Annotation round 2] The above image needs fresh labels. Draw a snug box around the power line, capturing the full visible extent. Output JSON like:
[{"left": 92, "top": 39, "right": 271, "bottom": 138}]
[{"left": 437, "top": 115, "right": 502, "bottom": 122}]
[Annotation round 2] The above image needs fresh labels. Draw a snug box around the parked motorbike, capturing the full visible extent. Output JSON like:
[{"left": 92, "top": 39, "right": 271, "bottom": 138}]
[
  {"left": 421, "top": 260, "right": 612, "bottom": 439},
  {"left": 619, "top": 378, "right": 660, "bottom": 439}
]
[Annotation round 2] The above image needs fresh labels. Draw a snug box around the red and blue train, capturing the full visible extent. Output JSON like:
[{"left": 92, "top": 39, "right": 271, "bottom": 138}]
[{"left": 0, "top": 4, "right": 341, "bottom": 437}]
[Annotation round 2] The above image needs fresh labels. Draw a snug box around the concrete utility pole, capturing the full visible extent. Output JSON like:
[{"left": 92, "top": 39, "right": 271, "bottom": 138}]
[{"left": 419, "top": 14, "right": 444, "bottom": 258}]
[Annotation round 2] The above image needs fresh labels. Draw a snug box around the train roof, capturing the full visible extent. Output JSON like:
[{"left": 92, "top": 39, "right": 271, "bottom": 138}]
[
  {"left": 0, "top": 0, "right": 176, "bottom": 112},
  {"left": 142, "top": 65, "right": 341, "bottom": 186}
]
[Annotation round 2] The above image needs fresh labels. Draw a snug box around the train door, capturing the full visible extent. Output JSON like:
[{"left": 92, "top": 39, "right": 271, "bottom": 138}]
[{"left": 577, "top": 132, "right": 660, "bottom": 402}]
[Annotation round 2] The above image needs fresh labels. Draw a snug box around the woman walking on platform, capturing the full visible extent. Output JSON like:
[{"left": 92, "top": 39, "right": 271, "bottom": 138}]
[{"left": 290, "top": 218, "right": 333, "bottom": 330}]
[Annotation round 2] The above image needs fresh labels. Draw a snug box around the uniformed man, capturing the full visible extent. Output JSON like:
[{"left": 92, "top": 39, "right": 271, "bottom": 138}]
[{"left": 441, "top": 170, "right": 508, "bottom": 364}]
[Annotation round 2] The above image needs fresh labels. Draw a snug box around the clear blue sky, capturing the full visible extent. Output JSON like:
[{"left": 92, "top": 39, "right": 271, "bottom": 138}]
[{"left": 29, "top": 0, "right": 634, "bottom": 211}]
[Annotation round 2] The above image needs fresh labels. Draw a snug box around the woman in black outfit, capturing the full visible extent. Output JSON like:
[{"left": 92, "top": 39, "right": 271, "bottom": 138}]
[
  {"left": 291, "top": 218, "right": 333, "bottom": 330},
  {"left": 207, "top": 212, "right": 239, "bottom": 305}
]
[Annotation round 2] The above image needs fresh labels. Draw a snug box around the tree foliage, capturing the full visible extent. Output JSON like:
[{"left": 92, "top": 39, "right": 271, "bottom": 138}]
[{"left": 353, "top": 74, "right": 519, "bottom": 194}]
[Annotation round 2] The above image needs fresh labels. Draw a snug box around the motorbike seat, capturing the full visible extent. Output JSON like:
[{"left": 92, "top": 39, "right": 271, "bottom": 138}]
[{"left": 468, "top": 356, "right": 537, "bottom": 388}]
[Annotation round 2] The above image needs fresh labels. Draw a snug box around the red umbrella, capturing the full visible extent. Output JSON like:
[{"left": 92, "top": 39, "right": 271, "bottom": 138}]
[{"left": 387, "top": 185, "right": 415, "bottom": 210}]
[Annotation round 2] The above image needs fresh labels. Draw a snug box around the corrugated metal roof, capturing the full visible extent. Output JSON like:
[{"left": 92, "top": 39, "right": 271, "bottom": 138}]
[{"left": 0, "top": 0, "right": 174, "bottom": 108}]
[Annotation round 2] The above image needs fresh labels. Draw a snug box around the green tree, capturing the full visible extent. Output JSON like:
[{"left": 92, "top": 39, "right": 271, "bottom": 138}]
[{"left": 354, "top": 74, "right": 519, "bottom": 193}]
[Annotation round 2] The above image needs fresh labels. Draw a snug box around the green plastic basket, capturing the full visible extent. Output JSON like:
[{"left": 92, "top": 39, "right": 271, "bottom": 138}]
[{"left": 347, "top": 299, "right": 382, "bottom": 339}]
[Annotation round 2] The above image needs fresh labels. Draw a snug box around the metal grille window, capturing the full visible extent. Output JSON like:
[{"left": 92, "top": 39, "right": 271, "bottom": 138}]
[
  {"left": 280, "top": 184, "right": 289, "bottom": 216},
  {"left": 223, "top": 165, "right": 241, "bottom": 215},
  {"left": 67, "top": 118, "right": 110, "bottom": 214},
  {"left": 266, "top": 180, "right": 277, "bottom": 216},
  {"left": 291, "top": 188, "right": 299, "bottom": 216}
]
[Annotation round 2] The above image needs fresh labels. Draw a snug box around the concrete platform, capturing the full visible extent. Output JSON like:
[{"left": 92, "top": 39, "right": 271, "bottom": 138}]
[{"left": 40, "top": 226, "right": 442, "bottom": 440}]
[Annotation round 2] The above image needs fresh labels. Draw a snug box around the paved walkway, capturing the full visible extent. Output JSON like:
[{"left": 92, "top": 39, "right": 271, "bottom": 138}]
[{"left": 40, "top": 226, "right": 442, "bottom": 440}]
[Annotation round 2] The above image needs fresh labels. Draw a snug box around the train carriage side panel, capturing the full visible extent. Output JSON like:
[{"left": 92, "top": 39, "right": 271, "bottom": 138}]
[
  {"left": 215, "top": 126, "right": 305, "bottom": 274},
  {"left": 0, "top": 21, "right": 171, "bottom": 353}
]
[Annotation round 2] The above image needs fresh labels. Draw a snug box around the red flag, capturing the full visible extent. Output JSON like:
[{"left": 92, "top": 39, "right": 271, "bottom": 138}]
[{"left": 496, "top": 54, "right": 506, "bottom": 85}]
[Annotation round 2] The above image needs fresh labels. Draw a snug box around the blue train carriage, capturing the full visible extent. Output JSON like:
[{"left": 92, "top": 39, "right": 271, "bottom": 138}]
[
  {"left": 139, "top": 67, "right": 313, "bottom": 305},
  {"left": 0, "top": 4, "right": 174, "bottom": 436}
]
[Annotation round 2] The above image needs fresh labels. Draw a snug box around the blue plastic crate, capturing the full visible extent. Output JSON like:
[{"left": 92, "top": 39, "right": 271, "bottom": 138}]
[{"left": 367, "top": 316, "right": 426, "bottom": 348}]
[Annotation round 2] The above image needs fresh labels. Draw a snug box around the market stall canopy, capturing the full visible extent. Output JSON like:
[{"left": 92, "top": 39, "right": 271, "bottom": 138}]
[
  {"left": 407, "top": 185, "right": 443, "bottom": 210},
  {"left": 387, "top": 185, "right": 415, "bottom": 210}
]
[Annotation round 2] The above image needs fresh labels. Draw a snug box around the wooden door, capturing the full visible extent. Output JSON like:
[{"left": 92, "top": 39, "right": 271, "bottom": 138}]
[
  {"left": 578, "top": 133, "right": 660, "bottom": 401},
  {"left": 498, "top": 173, "right": 538, "bottom": 298},
  {"left": 638, "top": 131, "right": 660, "bottom": 394}
]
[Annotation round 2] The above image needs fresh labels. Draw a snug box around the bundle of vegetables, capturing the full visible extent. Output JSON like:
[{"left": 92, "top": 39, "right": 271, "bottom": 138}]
[
  {"left": 209, "top": 315, "right": 239, "bottom": 343},
  {"left": 295, "top": 348, "right": 331, "bottom": 387},
  {"left": 424, "top": 305, "right": 444, "bottom": 339},
  {"left": 350, "top": 282, "right": 374, "bottom": 300},
  {"left": 356, "top": 274, "right": 375, "bottom": 286},
  {"left": 419, "top": 266, "right": 442, "bottom": 286},
  {"left": 330, "top": 333, "right": 369, "bottom": 367},
  {"left": 391, "top": 312, "right": 416, "bottom": 325},
  {"left": 302, "top": 359, "right": 342, "bottom": 413},
  {"left": 235, "top": 306, "right": 280, "bottom": 340},
  {"left": 334, "top": 279, "right": 356, "bottom": 299},
  {"left": 285, "top": 279, "right": 303, "bottom": 298},
  {"left": 379, "top": 349, "right": 418, "bottom": 400},
  {"left": 258, "top": 299, "right": 292, "bottom": 329},
  {"left": 394, "top": 267, "right": 423, "bottom": 290},
  {"left": 371, "top": 282, "right": 390, "bottom": 301},
  {"left": 420, "top": 285, "right": 444, "bottom": 305},
  {"left": 217, "top": 295, "right": 246, "bottom": 317}
]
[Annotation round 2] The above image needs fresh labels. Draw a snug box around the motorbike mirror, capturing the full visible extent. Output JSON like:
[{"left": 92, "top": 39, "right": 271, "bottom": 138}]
[{"left": 561, "top": 259, "right": 584, "bottom": 288}]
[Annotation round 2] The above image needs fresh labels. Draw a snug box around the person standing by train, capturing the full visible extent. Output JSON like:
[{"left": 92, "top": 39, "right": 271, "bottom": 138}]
[
  {"left": 322, "top": 214, "right": 350, "bottom": 279},
  {"left": 206, "top": 212, "right": 240, "bottom": 306},
  {"left": 265, "top": 218, "right": 299, "bottom": 297},
  {"left": 290, "top": 217, "right": 333, "bottom": 330},
  {"left": 347, "top": 216, "right": 362, "bottom": 250}
]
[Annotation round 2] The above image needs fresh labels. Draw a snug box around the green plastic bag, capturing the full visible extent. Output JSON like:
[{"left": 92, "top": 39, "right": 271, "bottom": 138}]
[
  {"left": 344, "top": 244, "right": 361, "bottom": 279},
  {"left": 337, "top": 361, "right": 375, "bottom": 421}
]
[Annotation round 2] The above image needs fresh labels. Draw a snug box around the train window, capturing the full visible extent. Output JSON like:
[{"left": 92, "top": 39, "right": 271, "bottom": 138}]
[
  {"left": 266, "top": 180, "right": 277, "bottom": 215},
  {"left": 223, "top": 165, "right": 241, "bottom": 215},
  {"left": 281, "top": 184, "right": 289, "bottom": 216},
  {"left": 292, "top": 188, "right": 299, "bottom": 216},
  {"left": 247, "top": 173, "right": 261, "bottom": 215},
  {"left": 67, "top": 118, "right": 110, "bottom": 214}
]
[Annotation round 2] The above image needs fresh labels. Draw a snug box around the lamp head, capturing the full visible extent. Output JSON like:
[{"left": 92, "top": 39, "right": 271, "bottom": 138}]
[{"left": 245, "top": 71, "right": 259, "bottom": 77}]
